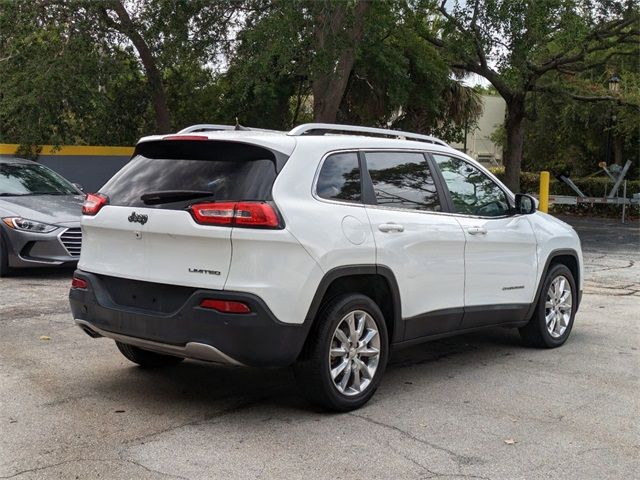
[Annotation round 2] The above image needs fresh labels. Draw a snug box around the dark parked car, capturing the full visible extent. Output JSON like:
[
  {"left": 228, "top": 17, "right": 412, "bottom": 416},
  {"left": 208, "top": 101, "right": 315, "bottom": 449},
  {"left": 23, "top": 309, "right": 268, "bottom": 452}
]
[{"left": 0, "top": 157, "right": 84, "bottom": 276}]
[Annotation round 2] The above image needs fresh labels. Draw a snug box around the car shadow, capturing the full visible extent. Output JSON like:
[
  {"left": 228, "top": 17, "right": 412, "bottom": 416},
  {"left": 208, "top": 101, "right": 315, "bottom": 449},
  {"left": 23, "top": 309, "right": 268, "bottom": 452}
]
[
  {"left": 84, "top": 326, "right": 526, "bottom": 414},
  {"left": 6, "top": 267, "right": 76, "bottom": 279}
]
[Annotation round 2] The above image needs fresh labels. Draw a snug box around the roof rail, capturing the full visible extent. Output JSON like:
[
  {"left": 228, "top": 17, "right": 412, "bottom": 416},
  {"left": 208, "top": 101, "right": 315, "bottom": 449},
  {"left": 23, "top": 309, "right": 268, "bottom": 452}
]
[
  {"left": 177, "top": 124, "right": 284, "bottom": 134},
  {"left": 287, "top": 123, "right": 448, "bottom": 147}
]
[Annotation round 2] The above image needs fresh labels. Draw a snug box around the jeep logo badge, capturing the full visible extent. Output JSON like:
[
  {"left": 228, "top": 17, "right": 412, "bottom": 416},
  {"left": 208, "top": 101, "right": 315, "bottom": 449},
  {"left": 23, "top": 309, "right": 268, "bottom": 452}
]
[{"left": 128, "top": 212, "right": 148, "bottom": 225}]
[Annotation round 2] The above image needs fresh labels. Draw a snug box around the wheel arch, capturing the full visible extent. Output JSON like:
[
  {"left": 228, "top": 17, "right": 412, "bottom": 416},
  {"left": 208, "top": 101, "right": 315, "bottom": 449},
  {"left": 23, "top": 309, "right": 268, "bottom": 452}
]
[
  {"left": 303, "top": 265, "right": 403, "bottom": 344},
  {"left": 527, "top": 249, "right": 582, "bottom": 319}
]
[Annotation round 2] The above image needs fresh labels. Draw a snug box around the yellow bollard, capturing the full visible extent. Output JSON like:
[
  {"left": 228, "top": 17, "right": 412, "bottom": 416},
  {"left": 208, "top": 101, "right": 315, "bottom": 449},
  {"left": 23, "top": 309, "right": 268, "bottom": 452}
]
[{"left": 539, "top": 171, "right": 550, "bottom": 213}]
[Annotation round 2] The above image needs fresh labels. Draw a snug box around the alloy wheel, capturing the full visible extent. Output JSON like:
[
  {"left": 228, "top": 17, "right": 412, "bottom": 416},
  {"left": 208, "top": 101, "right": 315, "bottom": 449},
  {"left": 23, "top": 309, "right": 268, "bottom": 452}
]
[
  {"left": 328, "top": 310, "right": 381, "bottom": 396},
  {"left": 545, "top": 275, "right": 572, "bottom": 338}
]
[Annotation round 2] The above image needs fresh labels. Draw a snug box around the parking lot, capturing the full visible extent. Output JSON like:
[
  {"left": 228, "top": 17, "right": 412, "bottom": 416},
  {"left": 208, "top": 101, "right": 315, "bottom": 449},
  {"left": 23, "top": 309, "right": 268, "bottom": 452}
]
[{"left": 1, "top": 215, "right": 638, "bottom": 480}]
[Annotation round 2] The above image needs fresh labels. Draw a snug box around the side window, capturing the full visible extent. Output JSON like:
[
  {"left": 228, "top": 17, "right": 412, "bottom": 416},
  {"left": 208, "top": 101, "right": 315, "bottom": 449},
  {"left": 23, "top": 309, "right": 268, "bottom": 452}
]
[
  {"left": 432, "top": 154, "right": 510, "bottom": 217},
  {"left": 316, "top": 152, "right": 361, "bottom": 202},
  {"left": 365, "top": 151, "right": 441, "bottom": 211}
]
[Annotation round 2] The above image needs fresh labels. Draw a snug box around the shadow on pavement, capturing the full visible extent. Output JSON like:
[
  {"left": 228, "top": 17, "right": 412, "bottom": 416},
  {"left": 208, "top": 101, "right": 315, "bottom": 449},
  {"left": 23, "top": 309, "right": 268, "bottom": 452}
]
[
  {"left": 78, "top": 326, "right": 531, "bottom": 414},
  {"left": 5, "top": 266, "right": 76, "bottom": 279}
]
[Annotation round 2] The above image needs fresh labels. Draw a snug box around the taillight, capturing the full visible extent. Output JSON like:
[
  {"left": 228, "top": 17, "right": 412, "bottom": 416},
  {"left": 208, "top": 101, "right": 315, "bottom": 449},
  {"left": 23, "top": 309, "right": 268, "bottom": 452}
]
[
  {"left": 191, "top": 202, "right": 236, "bottom": 225},
  {"left": 71, "top": 277, "right": 88, "bottom": 290},
  {"left": 200, "top": 299, "right": 252, "bottom": 314},
  {"left": 82, "top": 193, "right": 108, "bottom": 216},
  {"left": 234, "top": 202, "right": 279, "bottom": 227},
  {"left": 190, "top": 201, "right": 280, "bottom": 228}
]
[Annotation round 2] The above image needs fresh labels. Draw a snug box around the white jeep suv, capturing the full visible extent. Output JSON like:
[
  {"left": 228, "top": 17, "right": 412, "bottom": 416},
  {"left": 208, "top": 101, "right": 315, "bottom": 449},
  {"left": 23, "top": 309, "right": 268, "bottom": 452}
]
[{"left": 70, "top": 123, "right": 583, "bottom": 411}]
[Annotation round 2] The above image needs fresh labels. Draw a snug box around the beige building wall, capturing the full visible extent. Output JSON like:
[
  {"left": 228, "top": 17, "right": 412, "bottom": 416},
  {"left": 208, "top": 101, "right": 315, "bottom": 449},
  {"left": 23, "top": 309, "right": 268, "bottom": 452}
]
[{"left": 453, "top": 94, "right": 506, "bottom": 166}]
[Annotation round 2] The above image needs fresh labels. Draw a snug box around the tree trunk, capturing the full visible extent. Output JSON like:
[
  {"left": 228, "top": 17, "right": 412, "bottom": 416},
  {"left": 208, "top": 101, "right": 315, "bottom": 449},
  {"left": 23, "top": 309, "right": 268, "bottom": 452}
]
[
  {"left": 503, "top": 97, "right": 526, "bottom": 193},
  {"left": 613, "top": 135, "right": 623, "bottom": 166},
  {"left": 313, "top": 72, "right": 352, "bottom": 123},
  {"left": 111, "top": 2, "right": 171, "bottom": 133},
  {"left": 311, "top": 0, "right": 370, "bottom": 123}
]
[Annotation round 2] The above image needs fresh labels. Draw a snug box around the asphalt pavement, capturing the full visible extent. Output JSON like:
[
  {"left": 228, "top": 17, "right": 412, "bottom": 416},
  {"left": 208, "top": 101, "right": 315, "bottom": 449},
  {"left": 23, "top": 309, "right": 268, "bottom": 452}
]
[{"left": 1, "top": 215, "right": 638, "bottom": 479}]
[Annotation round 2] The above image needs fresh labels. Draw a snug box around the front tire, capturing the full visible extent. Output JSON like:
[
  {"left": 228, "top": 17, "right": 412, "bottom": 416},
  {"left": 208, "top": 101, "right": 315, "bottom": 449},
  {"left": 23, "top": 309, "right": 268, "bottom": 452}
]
[
  {"left": 0, "top": 233, "right": 10, "bottom": 277},
  {"left": 115, "top": 341, "right": 184, "bottom": 368},
  {"left": 519, "top": 264, "right": 577, "bottom": 348},
  {"left": 294, "top": 293, "right": 389, "bottom": 411}
]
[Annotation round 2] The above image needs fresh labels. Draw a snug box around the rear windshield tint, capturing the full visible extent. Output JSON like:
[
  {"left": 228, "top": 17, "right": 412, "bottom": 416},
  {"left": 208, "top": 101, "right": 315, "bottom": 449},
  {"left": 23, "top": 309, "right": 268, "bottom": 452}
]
[{"left": 101, "top": 141, "right": 279, "bottom": 208}]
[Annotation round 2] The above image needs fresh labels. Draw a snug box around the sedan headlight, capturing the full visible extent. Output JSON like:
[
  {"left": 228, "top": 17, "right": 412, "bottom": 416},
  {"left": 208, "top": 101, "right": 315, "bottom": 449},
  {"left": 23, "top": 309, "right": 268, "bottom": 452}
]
[{"left": 1, "top": 217, "right": 58, "bottom": 233}]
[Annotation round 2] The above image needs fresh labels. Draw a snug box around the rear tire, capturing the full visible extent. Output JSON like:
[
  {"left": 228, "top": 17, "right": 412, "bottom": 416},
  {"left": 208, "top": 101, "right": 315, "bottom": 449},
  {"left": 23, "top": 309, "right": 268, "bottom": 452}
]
[
  {"left": 519, "top": 264, "right": 577, "bottom": 348},
  {"left": 294, "top": 293, "right": 389, "bottom": 412},
  {"left": 115, "top": 341, "right": 184, "bottom": 368}
]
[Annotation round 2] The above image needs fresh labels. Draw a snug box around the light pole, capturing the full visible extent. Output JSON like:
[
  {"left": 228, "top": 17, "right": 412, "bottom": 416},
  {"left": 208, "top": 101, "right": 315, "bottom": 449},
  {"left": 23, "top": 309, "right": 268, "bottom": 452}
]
[
  {"left": 605, "top": 73, "right": 621, "bottom": 165},
  {"left": 608, "top": 73, "right": 621, "bottom": 93}
]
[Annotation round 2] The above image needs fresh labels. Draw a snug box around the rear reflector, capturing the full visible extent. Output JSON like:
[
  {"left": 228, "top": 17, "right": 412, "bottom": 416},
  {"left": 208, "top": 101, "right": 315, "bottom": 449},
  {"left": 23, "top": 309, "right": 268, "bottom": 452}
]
[
  {"left": 82, "top": 193, "right": 108, "bottom": 216},
  {"left": 200, "top": 299, "right": 251, "bottom": 314},
  {"left": 190, "top": 201, "right": 280, "bottom": 228},
  {"left": 71, "top": 277, "right": 88, "bottom": 290}
]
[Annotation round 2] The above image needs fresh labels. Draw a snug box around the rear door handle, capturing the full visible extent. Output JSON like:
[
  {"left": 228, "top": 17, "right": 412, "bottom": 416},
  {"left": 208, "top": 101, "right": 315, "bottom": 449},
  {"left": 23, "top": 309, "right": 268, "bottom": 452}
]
[
  {"left": 378, "top": 223, "right": 404, "bottom": 233},
  {"left": 467, "top": 226, "right": 487, "bottom": 235}
]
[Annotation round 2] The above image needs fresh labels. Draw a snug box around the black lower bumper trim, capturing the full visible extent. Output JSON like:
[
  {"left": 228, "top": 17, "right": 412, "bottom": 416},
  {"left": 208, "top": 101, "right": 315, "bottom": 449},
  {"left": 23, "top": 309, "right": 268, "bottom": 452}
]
[{"left": 69, "top": 270, "right": 310, "bottom": 367}]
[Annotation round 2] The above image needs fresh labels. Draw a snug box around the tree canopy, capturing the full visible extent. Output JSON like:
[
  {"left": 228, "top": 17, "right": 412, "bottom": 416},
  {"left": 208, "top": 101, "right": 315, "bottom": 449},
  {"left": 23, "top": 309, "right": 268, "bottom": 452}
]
[
  {"left": 423, "top": 0, "right": 639, "bottom": 189},
  {"left": 0, "top": 0, "right": 484, "bottom": 148},
  {"left": 0, "top": 0, "right": 637, "bottom": 187}
]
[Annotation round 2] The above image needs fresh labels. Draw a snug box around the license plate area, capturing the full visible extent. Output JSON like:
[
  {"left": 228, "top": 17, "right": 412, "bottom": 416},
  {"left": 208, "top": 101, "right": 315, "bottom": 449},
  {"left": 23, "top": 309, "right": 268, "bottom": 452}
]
[{"left": 97, "top": 274, "right": 197, "bottom": 314}]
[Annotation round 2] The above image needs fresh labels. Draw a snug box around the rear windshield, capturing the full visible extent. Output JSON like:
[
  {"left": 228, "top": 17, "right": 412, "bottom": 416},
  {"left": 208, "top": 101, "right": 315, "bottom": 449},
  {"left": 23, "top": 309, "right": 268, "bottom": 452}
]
[{"left": 101, "top": 141, "right": 279, "bottom": 208}]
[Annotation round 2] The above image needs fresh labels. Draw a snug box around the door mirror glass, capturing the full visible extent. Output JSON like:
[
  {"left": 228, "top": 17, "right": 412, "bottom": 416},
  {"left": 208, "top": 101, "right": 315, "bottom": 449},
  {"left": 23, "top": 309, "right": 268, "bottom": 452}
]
[{"left": 514, "top": 193, "right": 536, "bottom": 215}]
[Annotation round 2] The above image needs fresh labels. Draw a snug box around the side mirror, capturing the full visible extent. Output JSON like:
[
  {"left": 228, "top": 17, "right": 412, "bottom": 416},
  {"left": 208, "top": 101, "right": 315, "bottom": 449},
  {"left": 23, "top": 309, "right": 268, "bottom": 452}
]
[
  {"left": 515, "top": 193, "right": 536, "bottom": 215},
  {"left": 73, "top": 183, "right": 84, "bottom": 192},
  {"left": 514, "top": 193, "right": 536, "bottom": 215}
]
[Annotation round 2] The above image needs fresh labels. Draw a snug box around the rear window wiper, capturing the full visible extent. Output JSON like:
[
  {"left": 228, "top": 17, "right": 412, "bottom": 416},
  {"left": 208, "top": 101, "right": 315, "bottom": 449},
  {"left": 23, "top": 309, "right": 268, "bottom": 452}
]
[
  {"left": 0, "top": 192, "right": 40, "bottom": 196},
  {"left": 0, "top": 192, "right": 65, "bottom": 196},
  {"left": 141, "top": 190, "right": 216, "bottom": 205}
]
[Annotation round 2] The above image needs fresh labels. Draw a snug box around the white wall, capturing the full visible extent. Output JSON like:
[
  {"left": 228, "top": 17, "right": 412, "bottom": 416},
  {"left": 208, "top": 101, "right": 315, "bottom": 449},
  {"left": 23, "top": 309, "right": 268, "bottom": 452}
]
[{"left": 453, "top": 94, "right": 506, "bottom": 166}]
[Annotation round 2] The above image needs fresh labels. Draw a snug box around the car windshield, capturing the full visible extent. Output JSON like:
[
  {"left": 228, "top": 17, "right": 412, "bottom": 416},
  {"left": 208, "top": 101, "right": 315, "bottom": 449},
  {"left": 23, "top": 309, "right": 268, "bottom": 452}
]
[{"left": 0, "top": 163, "right": 78, "bottom": 196}]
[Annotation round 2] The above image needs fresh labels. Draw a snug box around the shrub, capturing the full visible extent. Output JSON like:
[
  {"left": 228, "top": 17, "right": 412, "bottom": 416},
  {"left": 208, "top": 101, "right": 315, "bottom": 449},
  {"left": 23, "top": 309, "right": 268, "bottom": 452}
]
[
  {"left": 488, "top": 167, "right": 639, "bottom": 218},
  {"left": 488, "top": 166, "right": 640, "bottom": 197}
]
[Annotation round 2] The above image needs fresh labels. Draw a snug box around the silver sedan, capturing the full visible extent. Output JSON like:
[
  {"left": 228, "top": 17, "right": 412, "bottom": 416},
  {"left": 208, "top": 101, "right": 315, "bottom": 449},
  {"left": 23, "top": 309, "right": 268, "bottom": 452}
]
[{"left": 0, "top": 157, "right": 84, "bottom": 276}]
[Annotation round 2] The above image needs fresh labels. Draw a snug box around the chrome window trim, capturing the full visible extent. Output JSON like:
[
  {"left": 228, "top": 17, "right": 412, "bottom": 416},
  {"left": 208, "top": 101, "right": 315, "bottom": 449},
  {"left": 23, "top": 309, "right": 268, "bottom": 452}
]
[
  {"left": 363, "top": 203, "right": 447, "bottom": 217},
  {"left": 311, "top": 147, "right": 520, "bottom": 219},
  {"left": 311, "top": 147, "right": 450, "bottom": 213},
  {"left": 311, "top": 149, "right": 366, "bottom": 208}
]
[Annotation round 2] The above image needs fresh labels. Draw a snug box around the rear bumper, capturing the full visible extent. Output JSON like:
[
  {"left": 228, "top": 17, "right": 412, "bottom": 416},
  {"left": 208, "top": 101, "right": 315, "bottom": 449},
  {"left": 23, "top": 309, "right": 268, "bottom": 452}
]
[{"left": 69, "top": 270, "right": 310, "bottom": 367}]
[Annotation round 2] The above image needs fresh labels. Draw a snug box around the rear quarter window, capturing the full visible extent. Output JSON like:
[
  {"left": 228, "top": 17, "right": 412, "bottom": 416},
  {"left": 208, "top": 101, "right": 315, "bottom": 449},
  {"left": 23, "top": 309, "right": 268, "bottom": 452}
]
[{"left": 316, "top": 152, "right": 361, "bottom": 202}]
